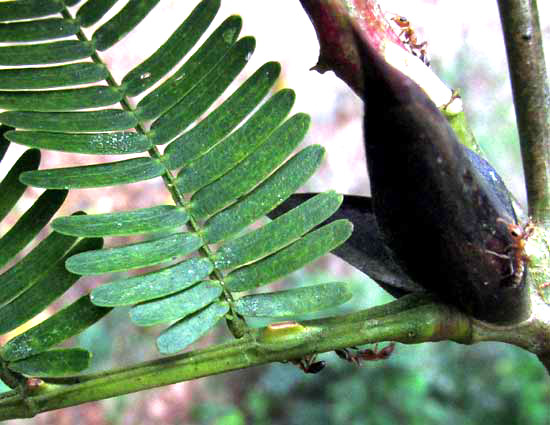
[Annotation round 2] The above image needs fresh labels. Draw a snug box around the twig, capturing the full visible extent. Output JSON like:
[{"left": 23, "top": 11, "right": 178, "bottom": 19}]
[
  {"left": 0, "top": 294, "right": 473, "bottom": 420},
  {"left": 497, "top": 0, "right": 550, "bottom": 225}
]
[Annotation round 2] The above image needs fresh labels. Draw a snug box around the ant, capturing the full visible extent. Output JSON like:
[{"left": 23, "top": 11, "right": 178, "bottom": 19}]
[
  {"left": 390, "top": 15, "right": 430, "bottom": 66},
  {"left": 494, "top": 219, "right": 550, "bottom": 293},
  {"left": 494, "top": 218, "right": 535, "bottom": 285},
  {"left": 335, "top": 343, "right": 396, "bottom": 366},
  {"left": 290, "top": 354, "right": 326, "bottom": 374}
]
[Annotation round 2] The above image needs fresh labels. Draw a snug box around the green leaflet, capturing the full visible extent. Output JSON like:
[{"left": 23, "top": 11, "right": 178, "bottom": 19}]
[
  {"left": 203, "top": 144, "right": 323, "bottom": 244},
  {"left": 190, "top": 114, "right": 311, "bottom": 220},
  {"left": 0, "top": 190, "right": 67, "bottom": 269},
  {"left": 234, "top": 282, "right": 353, "bottom": 317},
  {"left": 0, "top": 295, "right": 111, "bottom": 362},
  {"left": 135, "top": 15, "right": 242, "bottom": 122},
  {"left": 163, "top": 61, "right": 281, "bottom": 167},
  {"left": 6, "top": 131, "right": 151, "bottom": 155},
  {"left": 66, "top": 232, "right": 203, "bottom": 275},
  {"left": 53, "top": 205, "right": 189, "bottom": 237},
  {"left": 156, "top": 302, "right": 229, "bottom": 355},
  {"left": 0, "top": 228, "right": 78, "bottom": 309},
  {"left": 0, "top": 148, "right": 40, "bottom": 222},
  {"left": 226, "top": 220, "right": 353, "bottom": 292},
  {"left": 214, "top": 192, "right": 343, "bottom": 270},
  {"left": 91, "top": 257, "right": 213, "bottom": 306},
  {"left": 130, "top": 280, "right": 222, "bottom": 326},
  {"left": 123, "top": 0, "right": 220, "bottom": 97},
  {"left": 0, "top": 110, "right": 137, "bottom": 132},
  {"left": 0, "top": 0, "right": 63, "bottom": 22},
  {"left": 20, "top": 157, "right": 164, "bottom": 189},
  {"left": 0, "top": 18, "right": 79, "bottom": 42},
  {"left": 0, "top": 40, "right": 93, "bottom": 66},
  {"left": 0, "top": 87, "right": 122, "bottom": 112},
  {"left": 0, "top": 238, "right": 103, "bottom": 334},
  {"left": 93, "top": 0, "right": 162, "bottom": 51},
  {"left": 171, "top": 89, "right": 295, "bottom": 179},
  {"left": 8, "top": 348, "right": 91, "bottom": 377},
  {"left": 150, "top": 36, "right": 256, "bottom": 145},
  {"left": 0, "top": 63, "right": 108, "bottom": 90},
  {"left": 77, "top": 0, "right": 118, "bottom": 27}
]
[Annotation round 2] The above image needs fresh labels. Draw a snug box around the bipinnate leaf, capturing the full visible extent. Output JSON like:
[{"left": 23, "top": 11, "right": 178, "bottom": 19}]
[
  {"left": 91, "top": 257, "right": 213, "bottom": 306},
  {"left": 53, "top": 205, "right": 189, "bottom": 237},
  {"left": 130, "top": 281, "right": 222, "bottom": 326},
  {"left": 226, "top": 220, "right": 353, "bottom": 292},
  {"left": 0, "top": 189, "right": 67, "bottom": 269},
  {"left": 8, "top": 348, "right": 91, "bottom": 377},
  {"left": 234, "top": 282, "right": 352, "bottom": 317},
  {"left": 66, "top": 232, "right": 203, "bottom": 275},
  {"left": 0, "top": 237, "right": 103, "bottom": 334},
  {"left": 156, "top": 302, "right": 229, "bottom": 355},
  {"left": 0, "top": 0, "right": 354, "bottom": 355},
  {"left": 20, "top": 157, "right": 164, "bottom": 189},
  {"left": 1, "top": 295, "right": 111, "bottom": 362},
  {"left": 0, "top": 148, "right": 40, "bottom": 222}
]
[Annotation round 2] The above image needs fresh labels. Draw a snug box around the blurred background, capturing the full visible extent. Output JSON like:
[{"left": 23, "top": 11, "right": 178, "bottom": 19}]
[{"left": 2, "top": 0, "right": 550, "bottom": 423}]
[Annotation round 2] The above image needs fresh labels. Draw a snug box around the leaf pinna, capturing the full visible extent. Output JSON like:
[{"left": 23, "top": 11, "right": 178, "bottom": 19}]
[{"left": 0, "top": 0, "right": 353, "bottom": 363}]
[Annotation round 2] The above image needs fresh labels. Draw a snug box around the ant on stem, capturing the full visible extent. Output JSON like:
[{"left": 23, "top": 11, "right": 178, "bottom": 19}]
[{"left": 335, "top": 343, "right": 396, "bottom": 366}]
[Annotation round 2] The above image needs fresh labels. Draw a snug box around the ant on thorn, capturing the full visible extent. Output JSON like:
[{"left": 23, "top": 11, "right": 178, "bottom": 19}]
[{"left": 389, "top": 15, "right": 430, "bottom": 66}]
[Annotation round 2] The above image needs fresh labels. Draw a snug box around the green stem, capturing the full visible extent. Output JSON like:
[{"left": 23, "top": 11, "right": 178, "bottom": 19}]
[
  {"left": 497, "top": 0, "right": 550, "bottom": 225},
  {"left": 0, "top": 295, "right": 472, "bottom": 420}
]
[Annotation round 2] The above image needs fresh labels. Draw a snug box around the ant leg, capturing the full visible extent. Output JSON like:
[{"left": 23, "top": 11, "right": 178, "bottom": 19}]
[
  {"left": 442, "top": 89, "right": 461, "bottom": 110},
  {"left": 486, "top": 248, "right": 516, "bottom": 279}
]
